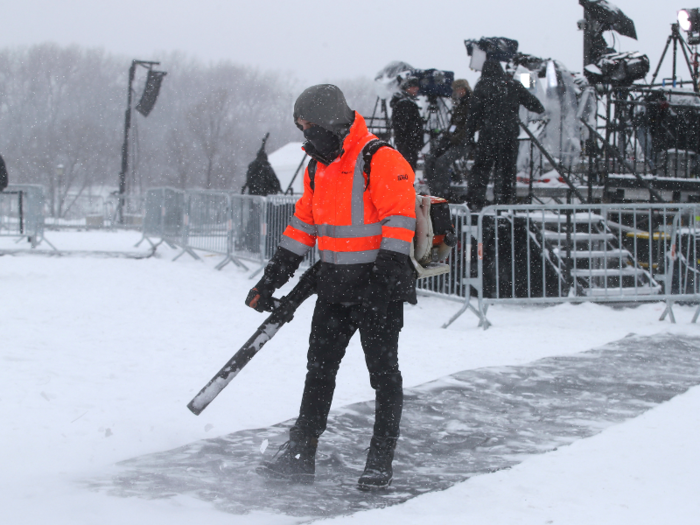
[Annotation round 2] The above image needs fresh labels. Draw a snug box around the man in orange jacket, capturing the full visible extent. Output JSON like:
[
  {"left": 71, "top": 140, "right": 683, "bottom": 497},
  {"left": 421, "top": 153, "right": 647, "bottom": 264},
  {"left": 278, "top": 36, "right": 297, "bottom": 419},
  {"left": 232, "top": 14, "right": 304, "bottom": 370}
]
[{"left": 246, "top": 84, "right": 417, "bottom": 489}]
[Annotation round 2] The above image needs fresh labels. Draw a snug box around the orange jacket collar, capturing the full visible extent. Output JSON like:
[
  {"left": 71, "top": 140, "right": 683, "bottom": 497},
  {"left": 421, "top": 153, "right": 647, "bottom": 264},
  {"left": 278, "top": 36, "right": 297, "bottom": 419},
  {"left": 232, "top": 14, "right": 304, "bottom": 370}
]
[{"left": 340, "top": 112, "right": 373, "bottom": 157}]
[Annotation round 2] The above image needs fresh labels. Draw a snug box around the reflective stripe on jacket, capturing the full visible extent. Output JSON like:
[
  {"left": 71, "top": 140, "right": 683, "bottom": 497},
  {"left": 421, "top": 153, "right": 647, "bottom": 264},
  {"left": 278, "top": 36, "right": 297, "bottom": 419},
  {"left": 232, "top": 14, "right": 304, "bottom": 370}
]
[{"left": 280, "top": 113, "right": 416, "bottom": 302}]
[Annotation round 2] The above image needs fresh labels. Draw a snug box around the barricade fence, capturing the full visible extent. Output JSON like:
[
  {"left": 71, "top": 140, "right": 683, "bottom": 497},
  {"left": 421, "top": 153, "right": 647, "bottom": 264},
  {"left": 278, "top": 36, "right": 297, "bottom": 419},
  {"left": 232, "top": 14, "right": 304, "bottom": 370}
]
[
  {"left": 472, "top": 203, "right": 700, "bottom": 328},
  {"left": 141, "top": 188, "right": 308, "bottom": 273},
  {"left": 1, "top": 184, "right": 50, "bottom": 248},
  {"left": 141, "top": 188, "right": 700, "bottom": 327}
]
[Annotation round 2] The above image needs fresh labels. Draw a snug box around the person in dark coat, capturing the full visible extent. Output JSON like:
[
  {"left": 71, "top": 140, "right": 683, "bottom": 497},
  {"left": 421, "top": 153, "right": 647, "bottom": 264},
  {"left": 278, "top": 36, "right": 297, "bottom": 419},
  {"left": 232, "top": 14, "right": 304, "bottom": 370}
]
[
  {"left": 241, "top": 148, "right": 282, "bottom": 251},
  {"left": 424, "top": 79, "right": 472, "bottom": 199},
  {"left": 390, "top": 77, "right": 423, "bottom": 170},
  {"left": 243, "top": 150, "right": 282, "bottom": 196},
  {"left": 465, "top": 59, "right": 545, "bottom": 210},
  {"left": 0, "top": 154, "right": 8, "bottom": 192}
]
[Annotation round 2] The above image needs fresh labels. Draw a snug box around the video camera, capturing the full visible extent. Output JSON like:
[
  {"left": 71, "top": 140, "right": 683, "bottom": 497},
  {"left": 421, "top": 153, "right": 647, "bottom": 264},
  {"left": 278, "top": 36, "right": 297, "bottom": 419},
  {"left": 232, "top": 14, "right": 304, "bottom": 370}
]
[
  {"left": 412, "top": 68, "right": 455, "bottom": 99},
  {"left": 584, "top": 51, "right": 649, "bottom": 85},
  {"left": 465, "top": 37, "right": 519, "bottom": 71}
]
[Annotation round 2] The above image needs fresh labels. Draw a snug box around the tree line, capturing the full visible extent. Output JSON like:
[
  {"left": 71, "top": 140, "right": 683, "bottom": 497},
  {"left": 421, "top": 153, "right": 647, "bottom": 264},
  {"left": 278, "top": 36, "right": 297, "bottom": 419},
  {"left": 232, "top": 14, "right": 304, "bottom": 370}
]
[{"left": 0, "top": 43, "right": 375, "bottom": 217}]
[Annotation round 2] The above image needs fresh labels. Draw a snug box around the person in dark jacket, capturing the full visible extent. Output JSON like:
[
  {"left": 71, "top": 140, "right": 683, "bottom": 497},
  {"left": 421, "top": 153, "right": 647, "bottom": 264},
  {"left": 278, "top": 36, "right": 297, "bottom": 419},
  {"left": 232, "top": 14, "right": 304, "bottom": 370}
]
[
  {"left": 424, "top": 79, "right": 472, "bottom": 199},
  {"left": 465, "top": 60, "right": 544, "bottom": 210},
  {"left": 390, "top": 77, "right": 423, "bottom": 170},
  {"left": 0, "top": 154, "right": 8, "bottom": 192},
  {"left": 242, "top": 150, "right": 282, "bottom": 196},
  {"left": 246, "top": 84, "right": 417, "bottom": 490},
  {"left": 241, "top": 148, "right": 282, "bottom": 251}
]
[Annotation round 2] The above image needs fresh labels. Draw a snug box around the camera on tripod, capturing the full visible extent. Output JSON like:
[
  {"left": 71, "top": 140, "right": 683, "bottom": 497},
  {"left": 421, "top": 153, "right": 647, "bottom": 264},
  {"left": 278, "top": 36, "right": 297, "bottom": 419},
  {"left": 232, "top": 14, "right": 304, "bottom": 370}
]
[
  {"left": 411, "top": 68, "right": 455, "bottom": 99},
  {"left": 584, "top": 51, "right": 650, "bottom": 85}
]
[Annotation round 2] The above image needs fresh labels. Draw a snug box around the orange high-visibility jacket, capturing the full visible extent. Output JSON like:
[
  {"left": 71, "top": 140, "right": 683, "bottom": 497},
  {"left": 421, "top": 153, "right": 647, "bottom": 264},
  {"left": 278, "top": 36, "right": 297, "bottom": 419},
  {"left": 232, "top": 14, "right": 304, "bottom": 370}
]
[{"left": 280, "top": 113, "right": 416, "bottom": 302}]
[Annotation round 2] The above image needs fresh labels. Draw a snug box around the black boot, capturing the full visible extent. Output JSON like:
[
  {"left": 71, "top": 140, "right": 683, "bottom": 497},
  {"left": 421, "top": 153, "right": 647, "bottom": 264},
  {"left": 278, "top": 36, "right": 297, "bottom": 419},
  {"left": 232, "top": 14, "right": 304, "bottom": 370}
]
[
  {"left": 257, "top": 427, "right": 318, "bottom": 484},
  {"left": 358, "top": 436, "right": 397, "bottom": 490}
]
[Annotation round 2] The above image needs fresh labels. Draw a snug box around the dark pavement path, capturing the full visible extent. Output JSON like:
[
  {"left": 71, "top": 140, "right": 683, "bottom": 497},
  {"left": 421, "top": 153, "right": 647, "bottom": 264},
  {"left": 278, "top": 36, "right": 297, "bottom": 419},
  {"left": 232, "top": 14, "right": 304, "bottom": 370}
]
[{"left": 89, "top": 333, "right": 700, "bottom": 521}]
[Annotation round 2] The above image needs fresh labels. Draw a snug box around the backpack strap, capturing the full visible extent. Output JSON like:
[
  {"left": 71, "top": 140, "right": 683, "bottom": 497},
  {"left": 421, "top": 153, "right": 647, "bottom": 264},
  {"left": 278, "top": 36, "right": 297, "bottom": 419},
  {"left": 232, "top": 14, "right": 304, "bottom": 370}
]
[
  {"left": 361, "top": 139, "right": 393, "bottom": 190},
  {"left": 307, "top": 139, "right": 394, "bottom": 192},
  {"left": 308, "top": 158, "right": 318, "bottom": 191}
]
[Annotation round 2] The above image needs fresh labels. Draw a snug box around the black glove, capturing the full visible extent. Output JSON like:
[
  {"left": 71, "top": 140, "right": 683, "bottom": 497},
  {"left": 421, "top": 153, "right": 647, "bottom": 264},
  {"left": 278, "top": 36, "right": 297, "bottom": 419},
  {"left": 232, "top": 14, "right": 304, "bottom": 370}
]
[
  {"left": 245, "top": 277, "right": 275, "bottom": 313},
  {"left": 245, "top": 247, "right": 304, "bottom": 313}
]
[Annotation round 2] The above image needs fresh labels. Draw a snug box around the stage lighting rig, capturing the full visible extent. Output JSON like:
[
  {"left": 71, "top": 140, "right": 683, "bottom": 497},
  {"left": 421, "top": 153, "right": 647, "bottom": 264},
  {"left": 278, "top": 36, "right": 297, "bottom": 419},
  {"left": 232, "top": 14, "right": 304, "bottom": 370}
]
[
  {"left": 678, "top": 8, "right": 700, "bottom": 44},
  {"left": 649, "top": 10, "right": 700, "bottom": 90},
  {"left": 117, "top": 59, "right": 167, "bottom": 224}
]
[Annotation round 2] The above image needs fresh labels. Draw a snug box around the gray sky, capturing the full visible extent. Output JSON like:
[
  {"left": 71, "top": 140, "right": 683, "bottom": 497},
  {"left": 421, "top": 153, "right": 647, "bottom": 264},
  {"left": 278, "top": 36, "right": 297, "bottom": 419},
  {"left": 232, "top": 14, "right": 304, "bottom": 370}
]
[{"left": 1, "top": 0, "right": 684, "bottom": 87}]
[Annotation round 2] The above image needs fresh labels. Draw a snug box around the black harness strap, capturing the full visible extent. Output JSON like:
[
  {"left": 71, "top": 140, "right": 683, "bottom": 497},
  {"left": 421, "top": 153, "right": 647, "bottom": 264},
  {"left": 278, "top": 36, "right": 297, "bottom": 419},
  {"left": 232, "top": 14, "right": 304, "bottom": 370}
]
[
  {"left": 361, "top": 140, "right": 392, "bottom": 190},
  {"left": 307, "top": 158, "right": 318, "bottom": 191}
]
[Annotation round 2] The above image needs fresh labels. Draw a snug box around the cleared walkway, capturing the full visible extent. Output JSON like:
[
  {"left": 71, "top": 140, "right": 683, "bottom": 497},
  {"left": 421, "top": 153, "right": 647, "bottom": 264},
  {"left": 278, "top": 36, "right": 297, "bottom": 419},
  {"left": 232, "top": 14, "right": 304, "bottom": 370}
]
[{"left": 91, "top": 333, "right": 700, "bottom": 520}]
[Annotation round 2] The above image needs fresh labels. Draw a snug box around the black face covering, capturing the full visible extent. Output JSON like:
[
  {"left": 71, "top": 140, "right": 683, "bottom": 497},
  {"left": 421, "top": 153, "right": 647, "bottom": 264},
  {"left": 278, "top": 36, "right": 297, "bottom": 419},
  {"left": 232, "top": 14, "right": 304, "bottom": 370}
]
[{"left": 303, "top": 126, "right": 341, "bottom": 164}]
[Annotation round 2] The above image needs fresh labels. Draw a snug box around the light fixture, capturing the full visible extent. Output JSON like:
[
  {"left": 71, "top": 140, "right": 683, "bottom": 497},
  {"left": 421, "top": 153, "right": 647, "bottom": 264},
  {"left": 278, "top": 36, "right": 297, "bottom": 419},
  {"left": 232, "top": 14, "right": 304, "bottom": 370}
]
[
  {"left": 679, "top": 9, "right": 693, "bottom": 31},
  {"left": 546, "top": 61, "right": 559, "bottom": 89},
  {"left": 136, "top": 70, "right": 167, "bottom": 117},
  {"left": 677, "top": 8, "right": 700, "bottom": 45}
]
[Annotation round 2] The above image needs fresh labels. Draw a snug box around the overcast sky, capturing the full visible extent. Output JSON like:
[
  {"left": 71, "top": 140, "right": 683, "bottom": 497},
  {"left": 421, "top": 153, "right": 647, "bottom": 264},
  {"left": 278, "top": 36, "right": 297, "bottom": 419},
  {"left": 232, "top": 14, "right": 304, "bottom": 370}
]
[{"left": 1, "top": 0, "right": 683, "bottom": 87}]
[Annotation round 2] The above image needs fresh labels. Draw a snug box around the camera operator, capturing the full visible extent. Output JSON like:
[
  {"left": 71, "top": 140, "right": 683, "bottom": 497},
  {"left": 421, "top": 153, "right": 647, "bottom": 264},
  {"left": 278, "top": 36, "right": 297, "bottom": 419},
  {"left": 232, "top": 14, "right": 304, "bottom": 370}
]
[
  {"left": 424, "top": 79, "right": 472, "bottom": 199},
  {"left": 390, "top": 77, "right": 423, "bottom": 170},
  {"left": 465, "top": 59, "right": 544, "bottom": 210}
]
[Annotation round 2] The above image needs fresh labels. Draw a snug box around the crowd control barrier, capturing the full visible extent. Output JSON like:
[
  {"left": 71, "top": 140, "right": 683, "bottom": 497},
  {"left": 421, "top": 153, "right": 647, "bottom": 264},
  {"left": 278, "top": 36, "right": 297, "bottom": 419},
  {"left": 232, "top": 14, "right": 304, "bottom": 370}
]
[
  {"left": 416, "top": 203, "right": 484, "bottom": 326},
  {"left": 142, "top": 188, "right": 700, "bottom": 328},
  {"left": 141, "top": 189, "right": 309, "bottom": 274},
  {"left": 466, "top": 203, "right": 700, "bottom": 329},
  {"left": 0, "top": 184, "right": 53, "bottom": 248}
]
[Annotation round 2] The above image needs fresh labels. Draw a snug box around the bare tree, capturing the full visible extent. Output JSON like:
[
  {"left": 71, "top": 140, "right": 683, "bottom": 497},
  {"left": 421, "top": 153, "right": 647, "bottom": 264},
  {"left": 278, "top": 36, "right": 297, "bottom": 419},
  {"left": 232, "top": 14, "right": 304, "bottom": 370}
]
[{"left": 0, "top": 43, "right": 379, "bottom": 202}]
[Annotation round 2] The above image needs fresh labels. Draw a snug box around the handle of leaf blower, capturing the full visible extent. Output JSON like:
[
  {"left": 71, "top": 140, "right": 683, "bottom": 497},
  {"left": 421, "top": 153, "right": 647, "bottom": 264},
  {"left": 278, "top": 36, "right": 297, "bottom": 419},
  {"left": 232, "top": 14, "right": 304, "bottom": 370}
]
[{"left": 186, "top": 262, "right": 319, "bottom": 415}]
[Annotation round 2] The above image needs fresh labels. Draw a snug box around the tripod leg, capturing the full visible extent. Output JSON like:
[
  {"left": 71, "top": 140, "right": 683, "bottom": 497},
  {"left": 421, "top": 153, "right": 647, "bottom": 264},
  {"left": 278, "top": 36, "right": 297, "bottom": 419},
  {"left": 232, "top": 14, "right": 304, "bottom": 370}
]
[
  {"left": 678, "top": 36, "right": 699, "bottom": 91},
  {"left": 650, "top": 34, "right": 674, "bottom": 86}
]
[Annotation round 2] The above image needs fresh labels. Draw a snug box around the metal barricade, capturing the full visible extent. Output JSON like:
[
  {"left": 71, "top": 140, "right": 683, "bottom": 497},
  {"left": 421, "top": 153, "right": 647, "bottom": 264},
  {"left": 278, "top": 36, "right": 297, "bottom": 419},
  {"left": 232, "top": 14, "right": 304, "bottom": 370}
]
[
  {"left": 663, "top": 206, "right": 700, "bottom": 322},
  {"left": 0, "top": 190, "right": 24, "bottom": 236},
  {"left": 140, "top": 187, "right": 187, "bottom": 252},
  {"left": 263, "top": 195, "right": 318, "bottom": 271},
  {"left": 185, "top": 190, "right": 230, "bottom": 254},
  {"left": 416, "top": 204, "right": 484, "bottom": 326},
  {"left": 264, "top": 195, "right": 298, "bottom": 259},
  {"left": 142, "top": 188, "right": 700, "bottom": 329},
  {"left": 465, "top": 203, "right": 700, "bottom": 329},
  {"left": 227, "top": 194, "right": 266, "bottom": 272},
  {"left": 183, "top": 191, "right": 246, "bottom": 270},
  {"left": 1, "top": 184, "right": 51, "bottom": 248}
]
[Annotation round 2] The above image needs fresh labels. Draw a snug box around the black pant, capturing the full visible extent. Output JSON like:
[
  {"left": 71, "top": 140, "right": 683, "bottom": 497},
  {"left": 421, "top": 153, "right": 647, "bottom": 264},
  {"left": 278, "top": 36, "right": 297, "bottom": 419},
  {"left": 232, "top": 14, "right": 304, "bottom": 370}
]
[
  {"left": 468, "top": 134, "right": 519, "bottom": 210},
  {"left": 293, "top": 300, "right": 404, "bottom": 439}
]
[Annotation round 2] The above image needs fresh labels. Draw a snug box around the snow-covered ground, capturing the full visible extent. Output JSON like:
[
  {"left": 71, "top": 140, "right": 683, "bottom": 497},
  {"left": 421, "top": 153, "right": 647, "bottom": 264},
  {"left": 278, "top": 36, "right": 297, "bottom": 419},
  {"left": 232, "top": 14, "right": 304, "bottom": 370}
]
[{"left": 1, "top": 230, "right": 699, "bottom": 525}]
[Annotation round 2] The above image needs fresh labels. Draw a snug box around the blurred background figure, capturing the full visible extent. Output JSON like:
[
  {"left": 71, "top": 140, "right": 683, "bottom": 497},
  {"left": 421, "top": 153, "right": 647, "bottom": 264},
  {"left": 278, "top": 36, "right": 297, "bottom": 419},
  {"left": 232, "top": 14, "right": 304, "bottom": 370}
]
[
  {"left": 390, "top": 77, "right": 423, "bottom": 170},
  {"left": 241, "top": 133, "right": 281, "bottom": 252},
  {"left": 0, "top": 154, "right": 8, "bottom": 192},
  {"left": 424, "top": 78, "right": 472, "bottom": 199},
  {"left": 242, "top": 133, "right": 282, "bottom": 196},
  {"left": 465, "top": 60, "right": 544, "bottom": 210}
]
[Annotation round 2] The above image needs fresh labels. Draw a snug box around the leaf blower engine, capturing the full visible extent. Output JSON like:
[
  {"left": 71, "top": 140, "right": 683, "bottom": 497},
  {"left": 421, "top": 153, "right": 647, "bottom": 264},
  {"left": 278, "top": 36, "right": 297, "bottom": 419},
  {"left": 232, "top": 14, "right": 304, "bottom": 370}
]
[{"left": 411, "top": 195, "right": 457, "bottom": 278}]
